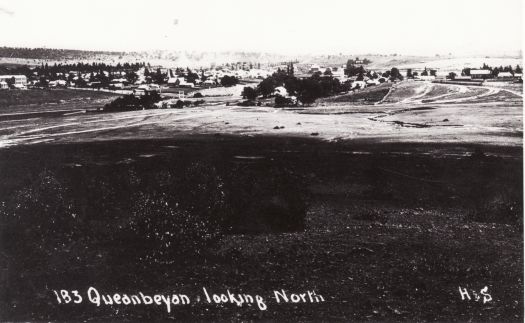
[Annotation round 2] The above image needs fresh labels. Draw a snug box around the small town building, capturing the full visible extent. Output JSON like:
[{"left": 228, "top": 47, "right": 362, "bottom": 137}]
[
  {"left": 352, "top": 81, "right": 367, "bottom": 89},
  {"left": 416, "top": 75, "right": 436, "bottom": 81},
  {"left": 470, "top": 69, "right": 492, "bottom": 79},
  {"left": 497, "top": 72, "right": 514, "bottom": 79},
  {"left": 0, "top": 75, "right": 27, "bottom": 88},
  {"left": 273, "top": 86, "right": 288, "bottom": 97}
]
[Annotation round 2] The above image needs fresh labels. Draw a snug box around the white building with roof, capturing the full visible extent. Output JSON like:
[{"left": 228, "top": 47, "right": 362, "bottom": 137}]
[
  {"left": 273, "top": 86, "right": 288, "bottom": 97},
  {"left": 497, "top": 72, "right": 513, "bottom": 78},
  {"left": 0, "top": 75, "right": 27, "bottom": 88},
  {"left": 470, "top": 69, "right": 492, "bottom": 79}
]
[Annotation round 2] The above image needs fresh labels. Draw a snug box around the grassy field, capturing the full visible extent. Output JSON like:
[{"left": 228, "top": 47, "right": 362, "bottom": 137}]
[
  {"left": 0, "top": 137, "right": 522, "bottom": 321},
  {"left": 318, "top": 83, "right": 392, "bottom": 104},
  {"left": 0, "top": 89, "right": 117, "bottom": 107},
  {"left": 0, "top": 89, "right": 119, "bottom": 120}
]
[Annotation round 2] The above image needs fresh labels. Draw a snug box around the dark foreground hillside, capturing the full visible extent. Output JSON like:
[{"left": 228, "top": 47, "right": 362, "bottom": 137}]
[{"left": 0, "top": 136, "right": 522, "bottom": 321}]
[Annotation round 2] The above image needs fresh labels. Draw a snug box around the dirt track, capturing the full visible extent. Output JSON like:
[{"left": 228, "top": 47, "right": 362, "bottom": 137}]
[{"left": 0, "top": 81, "right": 522, "bottom": 151}]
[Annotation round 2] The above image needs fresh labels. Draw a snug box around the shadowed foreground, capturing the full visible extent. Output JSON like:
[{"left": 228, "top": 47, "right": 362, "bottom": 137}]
[{"left": 0, "top": 136, "right": 522, "bottom": 321}]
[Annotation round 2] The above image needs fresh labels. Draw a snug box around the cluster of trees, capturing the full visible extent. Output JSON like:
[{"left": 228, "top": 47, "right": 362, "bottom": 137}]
[
  {"left": 405, "top": 68, "right": 435, "bottom": 78},
  {"left": 242, "top": 70, "right": 350, "bottom": 105},
  {"left": 28, "top": 62, "right": 146, "bottom": 87},
  {"left": 345, "top": 62, "right": 403, "bottom": 81},
  {"left": 103, "top": 92, "right": 162, "bottom": 112},
  {"left": 344, "top": 58, "right": 371, "bottom": 76},
  {"left": 345, "top": 63, "right": 366, "bottom": 77},
  {"left": 144, "top": 68, "right": 167, "bottom": 84},
  {"left": 220, "top": 75, "right": 239, "bottom": 87},
  {"left": 4, "top": 76, "right": 16, "bottom": 89},
  {"left": 0, "top": 65, "right": 33, "bottom": 78},
  {"left": 145, "top": 67, "right": 236, "bottom": 86},
  {"left": 420, "top": 67, "right": 437, "bottom": 77},
  {"left": 383, "top": 67, "right": 404, "bottom": 80}
]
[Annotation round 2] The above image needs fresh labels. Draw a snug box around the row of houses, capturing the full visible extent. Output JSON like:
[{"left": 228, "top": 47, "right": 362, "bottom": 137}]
[
  {"left": 163, "top": 68, "right": 272, "bottom": 88},
  {"left": 415, "top": 70, "right": 522, "bottom": 82},
  {"left": 0, "top": 59, "right": 278, "bottom": 91},
  {"left": 469, "top": 69, "right": 522, "bottom": 80}
]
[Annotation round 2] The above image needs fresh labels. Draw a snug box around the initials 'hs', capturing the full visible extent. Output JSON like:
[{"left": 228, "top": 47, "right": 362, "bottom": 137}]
[{"left": 458, "top": 286, "right": 492, "bottom": 304}]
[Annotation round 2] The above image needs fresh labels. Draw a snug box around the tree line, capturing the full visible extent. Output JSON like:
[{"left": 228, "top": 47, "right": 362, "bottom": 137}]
[{"left": 0, "top": 46, "right": 126, "bottom": 60}]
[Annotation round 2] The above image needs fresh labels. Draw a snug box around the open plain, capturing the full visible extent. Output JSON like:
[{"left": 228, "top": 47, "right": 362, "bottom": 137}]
[{"left": 0, "top": 79, "right": 522, "bottom": 321}]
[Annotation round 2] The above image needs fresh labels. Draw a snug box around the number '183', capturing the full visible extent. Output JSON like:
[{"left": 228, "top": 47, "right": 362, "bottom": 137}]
[{"left": 52, "top": 289, "right": 83, "bottom": 304}]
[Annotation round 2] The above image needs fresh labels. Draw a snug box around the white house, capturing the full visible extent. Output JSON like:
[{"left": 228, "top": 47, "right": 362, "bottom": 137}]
[
  {"left": 112, "top": 78, "right": 128, "bottom": 84},
  {"left": 352, "top": 81, "right": 367, "bottom": 89},
  {"left": 167, "top": 77, "right": 194, "bottom": 88},
  {"left": 470, "top": 69, "right": 492, "bottom": 79},
  {"left": 48, "top": 80, "right": 58, "bottom": 88},
  {"left": 416, "top": 75, "right": 436, "bottom": 81},
  {"left": 247, "top": 69, "right": 271, "bottom": 79},
  {"left": 0, "top": 75, "right": 27, "bottom": 88},
  {"left": 110, "top": 83, "right": 125, "bottom": 89},
  {"left": 497, "top": 72, "right": 513, "bottom": 79},
  {"left": 325, "top": 66, "right": 346, "bottom": 80},
  {"left": 273, "top": 86, "right": 288, "bottom": 97}
]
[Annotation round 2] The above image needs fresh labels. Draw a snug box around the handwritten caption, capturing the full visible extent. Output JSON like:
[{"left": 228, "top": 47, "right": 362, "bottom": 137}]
[
  {"left": 458, "top": 286, "right": 492, "bottom": 304},
  {"left": 52, "top": 287, "right": 325, "bottom": 312}
]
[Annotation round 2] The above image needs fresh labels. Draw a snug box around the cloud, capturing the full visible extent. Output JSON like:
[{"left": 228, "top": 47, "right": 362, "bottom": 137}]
[{"left": 0, "top": 6, "right": 14, "bottom": 16}]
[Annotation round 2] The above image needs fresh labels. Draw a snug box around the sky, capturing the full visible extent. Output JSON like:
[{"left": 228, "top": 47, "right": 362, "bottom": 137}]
[{"left": 0, "top": 0, "right": 522, "bottom": 56}]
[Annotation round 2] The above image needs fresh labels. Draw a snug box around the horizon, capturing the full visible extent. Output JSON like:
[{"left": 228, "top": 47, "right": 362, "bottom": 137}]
[
  {"left": 0, "top": 45, "right": 523, "bottom": 59},
  {"left": 0, "top": 0, "right": 522, "bottom": 56}
]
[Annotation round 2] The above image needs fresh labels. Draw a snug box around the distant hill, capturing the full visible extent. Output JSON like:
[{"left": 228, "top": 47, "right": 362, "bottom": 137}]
[
  {"left": 0, "top": 47, "right": 127, "bottom": 61},
  {"left": 1, "top": 47, "right": 520, "bottom": 72},
  {"left": 0, "top": 46, "right": 292, "bottom": 68}
]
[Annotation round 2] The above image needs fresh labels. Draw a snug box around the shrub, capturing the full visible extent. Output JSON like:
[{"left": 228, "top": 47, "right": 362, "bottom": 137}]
[
  {"left": 238, "top": 100, "right": 256, "bottom": 106},
  {"left": 104, "top": 92, "right": 161, "bottom": 112},
  {"left": 220, "top": 75, "right": 239, "bottom": 87},
  {"left": 242, "top": 86, "right": 257, "bottom": 100},
  {"left": 174, "top": 100, "right": 192, "bottom": 108},
  {"left": 193, "top": 92, "right": 203, "bottom": 98},
  {"left": 275, "top": 95, "right": 294, "bottom": 107}
]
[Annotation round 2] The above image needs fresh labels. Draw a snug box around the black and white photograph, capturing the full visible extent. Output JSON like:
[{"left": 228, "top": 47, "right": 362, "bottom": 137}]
[{"left": 0, "top": 0, "right": 523, "bottom": 321}]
